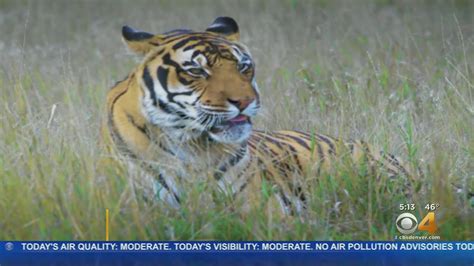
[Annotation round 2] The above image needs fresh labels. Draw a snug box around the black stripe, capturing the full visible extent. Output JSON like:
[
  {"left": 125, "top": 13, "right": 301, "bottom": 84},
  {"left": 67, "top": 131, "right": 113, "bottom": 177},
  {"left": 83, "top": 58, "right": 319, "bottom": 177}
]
[
  {"left": 110, "top": 74, "right": 133, "bottom": 114},
  {"left": 143, "top": 66, "right": 193, "bottom": 120},
  {"left": 380, "top": 151, "right": 410, "bottom": 177},
  {"left": 295, "top": 186, "right": 307, "bottom": 205},
  {"left": 108, "top": 76, "right": 134, "bottom": 155},
  {"left": 317, "top": 134, "right": 336, "bottom": 155},
  {"left": 315, "top": 141, "right": 325, "bottom": 176},
  {"left": 255, "top": 132, "right": 284, "bottom": 150},
  {"left": 285, "top": 144, "right": 303, "bottom": 173},
  {"left": 254, "top": 134, "right": 304, "bottom": 184},
  {"left": 247, "top": 140, "right": 257, "bottom": 151},
  {"left": 231, "top": 159, "right": 253, "bottom": 198},
  {"left": 157, "top": 99, "right": 173, "bottom": 114},
  {"left": 158, "top": 99, "right": 191, "bottom": 120},
  {"left": 142, "top": 67, "right": 157, "bottom": 106},
  {"left": 278, "top": 188, "right": 295, "bottom": 215},
  {"left": 162, "top": 53, "right": 181, "bottom": 68},
  {"left": 156, "top": 173, "right": 181, "bottom": 204},
  {"left": 293, "top": 130, "right": 312, "bottom": 140},
  {"left": 157, "top": 66, "right": 194, "bottom": 105},
  {"left": 126, "top": 113, "right": 149, "bottom": 137},
  {"left": 177, "top": 74, "right": 193, "bottom": 86},
  {"left": 144, "top": 48, "right": 166, "bottom": 65},
  {"left": 157, "top": 66, "right": 169, "bottom": 93},
  {"left": 260, "top": 169, "right": 295, "bottom": 215},
  {"left": 157, "top": 141, "right": 176, "bottom": 156},
  {"left": 250, "top": 134, "right": 280, "bottom": 158},
  {"left": 191, "top": 90, "right": 205, "bottom": 105},
  {"left": 172, "top": 36, "right": 200, "bottom": 50},
  {"left": 182, "top": 61, "right": 195, "bottom": 67},
  {"left": 140, "top": 162, "right": 182, "bottom": 204},
  {"left": 162, "top": 35, "right": 193, "bottom": 45},
  {"left": 236, "top": 176, "right": 249, "bottom": 194},
  {"left": 271, "top": 133, "right": 304, "bottom": 173},
  {"left": 276, "top": 133, "right": 311, "bottom": 150},
  {"left": 161, "top": 33, "right": 233, "bottom": 48},
  {"left": 191, "top": 50, "right": 202, "bottom": 59},
  {"left": 163, "top": 29, "right": 193, "bottom": 37},
  {"left": 183, "top": 42, "right": 206, "bottom": 52},
  {"left": 288, "top": 132, "right": 324, "bottom": 165},
  {"left": 214, "top": 144, "right": 247, "bottom": 180}
]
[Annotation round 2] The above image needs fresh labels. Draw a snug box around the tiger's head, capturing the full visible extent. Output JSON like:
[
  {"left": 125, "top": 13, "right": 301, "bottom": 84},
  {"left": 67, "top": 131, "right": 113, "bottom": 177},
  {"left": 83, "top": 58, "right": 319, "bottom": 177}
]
[{"left": 122, "top": 17, "right": 260, "bottom": 144}]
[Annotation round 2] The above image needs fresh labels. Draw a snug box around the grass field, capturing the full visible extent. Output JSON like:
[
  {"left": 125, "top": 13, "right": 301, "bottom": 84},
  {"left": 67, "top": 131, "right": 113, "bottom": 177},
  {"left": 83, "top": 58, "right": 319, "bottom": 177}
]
[{"left": 0, "top": 0, "right": 473, "bottom": 240}]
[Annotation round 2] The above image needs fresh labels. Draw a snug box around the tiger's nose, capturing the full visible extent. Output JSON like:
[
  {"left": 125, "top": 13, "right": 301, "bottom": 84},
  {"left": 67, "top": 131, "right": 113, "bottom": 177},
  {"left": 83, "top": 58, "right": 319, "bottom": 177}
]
[{"left": 228, "top": 98, "right": 253, "bottom": 111}]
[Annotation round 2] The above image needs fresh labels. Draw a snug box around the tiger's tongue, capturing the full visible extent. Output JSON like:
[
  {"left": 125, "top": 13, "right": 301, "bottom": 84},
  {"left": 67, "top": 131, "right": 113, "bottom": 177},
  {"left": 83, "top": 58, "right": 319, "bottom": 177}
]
[
  {"left": 229, "top": 115, "right": 248, "bottom": 123},
  {"left": 210, "top": 115, "right": 249, "bottom": 133}
]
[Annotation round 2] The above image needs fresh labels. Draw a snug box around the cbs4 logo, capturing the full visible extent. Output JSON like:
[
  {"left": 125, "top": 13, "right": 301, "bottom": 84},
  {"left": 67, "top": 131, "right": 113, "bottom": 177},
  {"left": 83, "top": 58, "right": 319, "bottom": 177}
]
[{"left": 396, "top": 212, "right": 437, "bottom": 235}]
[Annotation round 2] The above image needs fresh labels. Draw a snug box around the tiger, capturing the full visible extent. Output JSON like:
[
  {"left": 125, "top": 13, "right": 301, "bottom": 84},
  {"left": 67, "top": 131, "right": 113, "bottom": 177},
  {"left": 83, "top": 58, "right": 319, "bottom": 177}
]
[{"left": 105, "top": 17, "right": 418, "bottom": 215}]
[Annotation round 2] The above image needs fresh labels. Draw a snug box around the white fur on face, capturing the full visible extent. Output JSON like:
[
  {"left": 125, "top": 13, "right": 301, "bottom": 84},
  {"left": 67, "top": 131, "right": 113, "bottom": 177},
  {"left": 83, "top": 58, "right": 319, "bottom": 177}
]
[{"left": 208, "top": 123, "right": 252, "bottom": 144}]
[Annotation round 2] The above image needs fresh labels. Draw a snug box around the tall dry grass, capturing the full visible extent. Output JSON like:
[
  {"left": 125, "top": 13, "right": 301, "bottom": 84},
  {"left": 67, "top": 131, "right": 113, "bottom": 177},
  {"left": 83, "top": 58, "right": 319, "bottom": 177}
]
[{"left": 0, "top": 0, "right": 472, "bottom": 240}]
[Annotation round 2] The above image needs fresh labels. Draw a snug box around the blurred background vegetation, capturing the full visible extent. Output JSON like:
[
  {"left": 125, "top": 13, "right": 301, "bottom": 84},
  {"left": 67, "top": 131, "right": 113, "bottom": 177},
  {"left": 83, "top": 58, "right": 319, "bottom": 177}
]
[{"left": 0, "top": 0, "right": 472, "bottom": 240}]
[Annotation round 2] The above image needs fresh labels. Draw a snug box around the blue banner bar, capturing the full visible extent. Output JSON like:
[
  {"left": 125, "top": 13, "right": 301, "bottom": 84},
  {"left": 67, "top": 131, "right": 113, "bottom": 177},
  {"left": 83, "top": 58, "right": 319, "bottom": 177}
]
[{"left": 0, "top": 241, "right": 472, "bottom": 265}]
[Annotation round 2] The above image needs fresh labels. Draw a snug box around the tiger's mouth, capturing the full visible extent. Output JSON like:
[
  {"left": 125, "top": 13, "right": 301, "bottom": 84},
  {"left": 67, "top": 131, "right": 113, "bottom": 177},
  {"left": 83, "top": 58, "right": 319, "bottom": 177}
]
[{"left": 209, "top": 114, "right": 251, "bottom": 134}]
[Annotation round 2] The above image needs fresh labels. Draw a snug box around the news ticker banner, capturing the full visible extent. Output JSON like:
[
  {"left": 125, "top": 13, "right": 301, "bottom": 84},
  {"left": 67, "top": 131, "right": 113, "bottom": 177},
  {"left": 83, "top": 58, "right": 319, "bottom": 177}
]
[
  {"left": 0, "top": 241, "right": 472, "bottom": 265},
  {"left": 1, "top": 241, "right": 473, "bottom": 252}
]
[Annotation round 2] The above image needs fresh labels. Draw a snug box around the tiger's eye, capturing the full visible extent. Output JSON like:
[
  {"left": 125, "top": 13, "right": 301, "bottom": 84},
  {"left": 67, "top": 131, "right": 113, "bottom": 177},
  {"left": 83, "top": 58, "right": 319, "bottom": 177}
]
[{"left": 187, "top": 67, "right": 207, "bottom": 76}]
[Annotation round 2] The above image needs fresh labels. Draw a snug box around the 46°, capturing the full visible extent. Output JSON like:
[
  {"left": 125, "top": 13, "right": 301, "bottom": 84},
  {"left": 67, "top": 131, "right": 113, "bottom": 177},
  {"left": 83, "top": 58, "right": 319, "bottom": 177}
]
[{"left": 424, "top": 203, "right": 440, "bottom": 211}]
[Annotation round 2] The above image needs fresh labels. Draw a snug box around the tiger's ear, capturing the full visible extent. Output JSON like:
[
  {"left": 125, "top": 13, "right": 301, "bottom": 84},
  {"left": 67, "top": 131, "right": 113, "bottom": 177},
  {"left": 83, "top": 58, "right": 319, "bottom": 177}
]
[
  {"left": 205, "top": 17, "right": 240, "bottom": 41},
  {"left": 122, "top": 25, "right": 162, "bottom": 55}
]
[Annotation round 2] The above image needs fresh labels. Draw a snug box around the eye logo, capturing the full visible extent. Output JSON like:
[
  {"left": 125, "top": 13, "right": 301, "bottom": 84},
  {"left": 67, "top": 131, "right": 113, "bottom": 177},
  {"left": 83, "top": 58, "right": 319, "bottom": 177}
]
[
  {"left": 396, "top": 212, "right": 418, "bottom": 234},
  {"left": 5, "top": 242, "right": 14, "bottom": 251}
]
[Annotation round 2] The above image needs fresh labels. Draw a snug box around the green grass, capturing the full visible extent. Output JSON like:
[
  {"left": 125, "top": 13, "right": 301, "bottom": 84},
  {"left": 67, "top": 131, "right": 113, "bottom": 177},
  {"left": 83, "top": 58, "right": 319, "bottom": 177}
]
[{"left": 0, "top": 0, "right": 472, "bottom": 240}]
